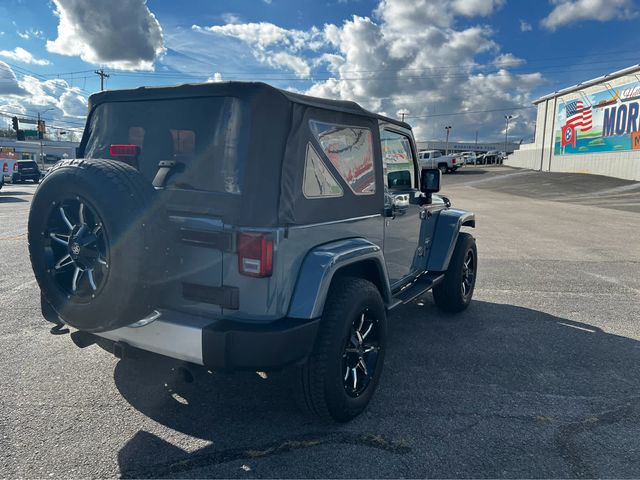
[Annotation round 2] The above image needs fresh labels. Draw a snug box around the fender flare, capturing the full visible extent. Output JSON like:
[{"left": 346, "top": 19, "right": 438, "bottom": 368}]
[
  {"left": 287, "top": 238, "right": 392, "bottom": 320},
  {"left": 426, "top": 209, "right": 475, "bottom": 272}
]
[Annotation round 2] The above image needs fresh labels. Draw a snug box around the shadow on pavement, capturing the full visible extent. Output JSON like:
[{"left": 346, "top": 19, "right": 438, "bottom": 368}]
[
  {"left": 0, "top": 195, "right": 28, "bottom": 203},
  {"left": 114, "top": 300, "right": 640, "bottom": 478},
  {"left": 449, "top": 169, "right": 488, "bottom": 176}
]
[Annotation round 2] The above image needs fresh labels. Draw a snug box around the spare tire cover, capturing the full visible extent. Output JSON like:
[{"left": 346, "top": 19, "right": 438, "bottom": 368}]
[{"left": 28, "top": 159, "right": 170, "bottom": 332}]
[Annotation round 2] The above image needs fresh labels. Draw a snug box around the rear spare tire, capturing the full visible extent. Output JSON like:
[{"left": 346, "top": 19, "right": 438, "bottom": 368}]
[{"left": 28, "top": 159, "right": 169, "bottom": 332}]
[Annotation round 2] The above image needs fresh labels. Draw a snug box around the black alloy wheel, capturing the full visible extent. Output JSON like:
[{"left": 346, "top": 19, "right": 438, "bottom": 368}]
[
  {"left": 342, "top": 309, "right": 381, "bottom": 398},
  {"left": 45, "top": 197, "right": 109, "bottom": 300},
  {"left": 461, "top": 248, "right": 475, "bottom": 300},
  {"left": 432, "top": 232, "right": 477, "bottom": 313}
]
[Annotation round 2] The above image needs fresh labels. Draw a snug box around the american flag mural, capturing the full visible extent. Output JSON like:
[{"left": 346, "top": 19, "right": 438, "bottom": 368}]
[{"left": 565, "top": 100, "right": 593, "bottom": 132}]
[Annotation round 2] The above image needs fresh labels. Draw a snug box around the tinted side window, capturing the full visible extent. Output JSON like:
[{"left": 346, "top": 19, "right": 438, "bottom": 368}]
[
  {"left": 433, "top": 151, "right": 441, "bottom": 158},
  {"left": 303, "top": 143, "right": 343, "bottom": 198},
  {"left": 381, "top": 129, "right": 415, "bottom": 190},
  {"left": 309, "top": 120, "right": 375, "bottom": 195}
]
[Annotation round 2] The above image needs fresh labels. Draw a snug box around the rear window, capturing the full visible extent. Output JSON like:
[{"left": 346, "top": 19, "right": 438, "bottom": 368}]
[
  {"left": 83, "top": 97, "right": 244, "bottom": 194},
  {"left": 18, "top": 161, "right": 38, "bottom": 169}
]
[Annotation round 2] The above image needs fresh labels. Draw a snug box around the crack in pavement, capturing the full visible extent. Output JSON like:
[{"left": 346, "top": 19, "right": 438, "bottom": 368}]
[
  {"left": 118, "top": 432, "right": 412, "bottom": 478},
  {"left": 554, "top": 397, "right": 640, "bottom": 478}
]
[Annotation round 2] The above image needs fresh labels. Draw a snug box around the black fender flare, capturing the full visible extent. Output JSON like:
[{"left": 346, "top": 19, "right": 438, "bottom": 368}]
[
  {"left": 427, "top": 209, "right": 475, "bottom": 272},
  {"left": 287, "top": 238, "right": 391, "bottom": 319}
]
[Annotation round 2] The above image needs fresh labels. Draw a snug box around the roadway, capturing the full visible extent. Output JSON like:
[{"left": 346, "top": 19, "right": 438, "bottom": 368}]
[{"left": 1, "top": 166, "right": 639, "bottom": 478}]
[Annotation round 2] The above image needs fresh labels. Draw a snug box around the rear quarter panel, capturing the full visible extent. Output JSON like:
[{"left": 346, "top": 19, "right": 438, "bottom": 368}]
[{"left": 221, "top": 215, "right": 384, "bottom": 321}]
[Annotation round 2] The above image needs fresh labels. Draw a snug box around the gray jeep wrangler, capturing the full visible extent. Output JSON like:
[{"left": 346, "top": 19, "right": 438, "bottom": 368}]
[{"left": 28, "top": 82, "right": 477, "bottom": 422}]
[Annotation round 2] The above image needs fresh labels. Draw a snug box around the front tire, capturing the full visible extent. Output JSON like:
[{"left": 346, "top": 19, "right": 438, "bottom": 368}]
[
  {"left": 295, "top": 277, "right": 387, "bottom": 422},
  {"left": 433, "top": 232, "right": 477, "bottom": 313}
]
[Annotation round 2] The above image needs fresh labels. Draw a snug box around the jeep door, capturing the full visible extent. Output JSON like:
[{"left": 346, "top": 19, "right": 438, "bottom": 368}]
[{"left": 380, "top": 126, "right": 422, "bottom": 287}]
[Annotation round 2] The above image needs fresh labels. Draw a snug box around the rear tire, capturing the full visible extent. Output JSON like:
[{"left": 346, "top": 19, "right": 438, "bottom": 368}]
[
  {"left": 295, "top": 276, "right": 387, "bottom": 422},
  {"left": 438, "top": 163, "right": 448, "bottom": 174},
  {"left": 433, "top": 232, "right": 477, "bottom": 313}
]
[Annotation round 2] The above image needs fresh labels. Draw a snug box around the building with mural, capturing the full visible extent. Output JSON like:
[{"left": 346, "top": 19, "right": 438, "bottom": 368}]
[{"left": 506, "top": 65, "right": 640, "bottom": 181}]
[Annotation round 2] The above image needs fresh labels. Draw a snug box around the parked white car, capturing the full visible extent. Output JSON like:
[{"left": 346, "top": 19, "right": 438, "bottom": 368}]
[
  {"left": 418, "top": 150, "right": 464, "bottom": 173},
  {"left": 461, "top": 151, "right": 478, "bottom": 165}
]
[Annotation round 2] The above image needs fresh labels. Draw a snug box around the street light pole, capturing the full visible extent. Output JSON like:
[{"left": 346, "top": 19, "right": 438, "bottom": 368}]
[
  {"left": 445, "top": 125, "right": 452, "bottom": 155},
  {"left": 504, "top": 115, "right": 513, "bottom": 155}
]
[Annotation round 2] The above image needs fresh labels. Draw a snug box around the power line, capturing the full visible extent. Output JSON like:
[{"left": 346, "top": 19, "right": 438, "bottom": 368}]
[
  {"left": 1, "top": 61, "right": 94, "bottom": 96},
  {"left": 36, "top": 46, "right": 640, "bottom": 78},
  {"left": 105, "top": 58, "right": 640, "bottom": 84},
  {"left": 0, "top": 110, "right": 85, "bottom": 129},
  {"left": 404, "top": 105, "right": 536, "bottom": 119}
]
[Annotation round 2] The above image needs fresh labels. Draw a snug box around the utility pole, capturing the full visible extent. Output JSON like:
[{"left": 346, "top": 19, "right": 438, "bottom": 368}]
[
  {"left": 95, "top": 69, "right": 110, "bottom": 91},
  {"left": 445, "top": 125, "right": 452, "bottom": 155},
  {"left": 38, "top": 112, "right": 43, "bottom": 170},
  {"left": 475, "top": 130, "right": 478, "bottom": 149},
  {"left": 504, "top": 115, "right": 513, "bottom": 155}
]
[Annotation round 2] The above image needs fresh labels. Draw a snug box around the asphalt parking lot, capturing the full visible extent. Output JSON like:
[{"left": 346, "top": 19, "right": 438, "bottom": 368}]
[{"left": 2, "top": 166, "right": 640, "bottom": 478}]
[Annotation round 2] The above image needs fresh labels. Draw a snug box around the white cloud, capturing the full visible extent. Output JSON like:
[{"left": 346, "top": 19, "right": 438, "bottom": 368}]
[
  {"left": 206, "top": 72, "right": 223, "bottom": 82},
  {"left": 16, "top": 28, "right": 45, "bottom": 40},
  {"left": 268, "top": 52, "right": 311, "bottom": 77},
  {"left": 493, "top": 53, "right": 526, "bottom": 68},
  {"left": 0, "top": 47, "right": 51, "bottom": 66},
  {"left": 57, "top": 88, "right": 88, "bottom": 118},
  {"left": 187, "top": 0, "right": 543, "bottom": 141},
  {"left": 520, "top": 19, "right": 533, "bottom": 31},
  {"left": 0, "top": 61, "right": 87, "bottom": 140},
  {"left": 193, "top": 22, "right": 322, "bottom": 52},
  {"left": 46, "top": 0, "right": 165, "bottom": 71},
  {"left": 542, "top": 0, "right": 637, "bottom": 30},
  {"left": 374, "top": 0, "right": 505, "bottom": 30},
  {"left": 221, "top": 13, "right": 242, "bottom": 24},
  {"left": 451, "top": 0, "right": 506, "bottom": 17},
  {"left": 0, "top": 61, "right": 28, "bottom": 96}
]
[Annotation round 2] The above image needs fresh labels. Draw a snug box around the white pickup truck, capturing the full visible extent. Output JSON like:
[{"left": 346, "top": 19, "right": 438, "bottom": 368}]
[{"left": 417, "top": 150, "right": 464, "bottom": 174}]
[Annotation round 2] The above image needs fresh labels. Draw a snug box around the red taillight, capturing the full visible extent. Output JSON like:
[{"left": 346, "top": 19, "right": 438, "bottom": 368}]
[
  {"left": 2, "top": 163, "right": 7, "bottom": 173},
  {"left": 109, "top": 144, "right": 139, "bottom": 157},
  {"left": 13, "top": 163, "right": 18, "bottom": 171},
  {"left": 452, "top": 158, "right": 457, "bottom": 164},
  {"left": 238, "top": 232, "right": 273, "bottom": 278}
]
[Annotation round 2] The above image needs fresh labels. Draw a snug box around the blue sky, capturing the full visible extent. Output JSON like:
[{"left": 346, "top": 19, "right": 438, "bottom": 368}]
[{"left": 0, "top": 0, "right": 639, "bottom": 142}]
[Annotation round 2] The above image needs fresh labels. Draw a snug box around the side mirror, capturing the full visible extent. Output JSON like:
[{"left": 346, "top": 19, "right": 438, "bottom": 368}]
[{"left": 420, "top": 168, "right": 441, "bottom": 194}]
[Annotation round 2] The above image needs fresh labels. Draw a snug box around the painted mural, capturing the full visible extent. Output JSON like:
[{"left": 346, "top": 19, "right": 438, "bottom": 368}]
[{"left": 554, "top": 78, "right": 640, "bottom": 155}]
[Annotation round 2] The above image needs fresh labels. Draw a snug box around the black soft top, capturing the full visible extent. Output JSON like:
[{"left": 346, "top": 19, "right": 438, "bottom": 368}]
[
  {"left": 82, "top": 82, "right": 413, "bottom": 227},
  {"left": 88, "top": 81, "right": 410, "bottom": 130}
]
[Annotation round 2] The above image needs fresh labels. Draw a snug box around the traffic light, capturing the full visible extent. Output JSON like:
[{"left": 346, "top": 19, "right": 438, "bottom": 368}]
[
  {"left": 37, "top": 120, "right": 45, "bottom": 139},
  {"left": 11, "top": 116, "right": 18, "bottom": 131}
]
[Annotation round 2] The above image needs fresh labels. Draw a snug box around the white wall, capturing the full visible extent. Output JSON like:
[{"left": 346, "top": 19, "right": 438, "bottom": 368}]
[
  {"left": 505, "top": 143, "right": 542, "bottom": 171},
  {"left": 506, "top": 68, "right": 640, "bottom": 181}
]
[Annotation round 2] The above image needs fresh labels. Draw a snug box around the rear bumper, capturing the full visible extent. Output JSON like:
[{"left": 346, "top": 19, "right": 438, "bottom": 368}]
[
  {"left": 89, "top": 309, "right": 320, "bottom": 372},
  {"left": 11, "top": 173, "right": 39, "bottom": 182}
]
